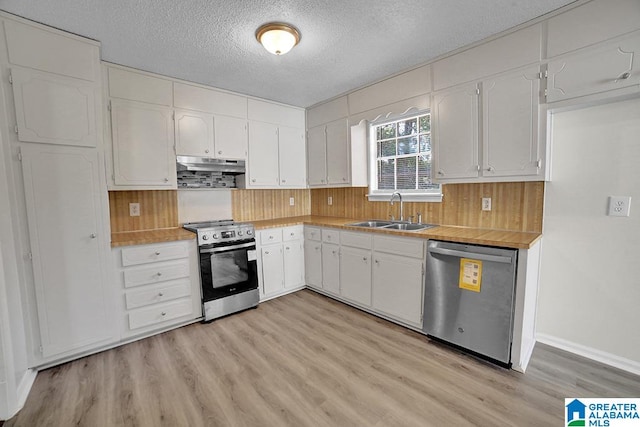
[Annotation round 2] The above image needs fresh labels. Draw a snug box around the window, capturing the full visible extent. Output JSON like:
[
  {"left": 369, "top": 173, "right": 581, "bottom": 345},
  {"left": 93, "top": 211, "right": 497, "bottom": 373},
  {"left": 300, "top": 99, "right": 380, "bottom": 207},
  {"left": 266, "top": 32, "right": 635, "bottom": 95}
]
[{"left": 368, "top": 111, "right": 441, "bottom": 201}]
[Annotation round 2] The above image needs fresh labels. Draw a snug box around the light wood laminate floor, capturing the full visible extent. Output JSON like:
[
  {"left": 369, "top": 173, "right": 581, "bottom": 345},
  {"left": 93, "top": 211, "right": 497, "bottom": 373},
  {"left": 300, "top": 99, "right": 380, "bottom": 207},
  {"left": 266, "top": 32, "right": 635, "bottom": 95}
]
[{"left": 7, "top": 290, "right": 640, "bottom": 426}]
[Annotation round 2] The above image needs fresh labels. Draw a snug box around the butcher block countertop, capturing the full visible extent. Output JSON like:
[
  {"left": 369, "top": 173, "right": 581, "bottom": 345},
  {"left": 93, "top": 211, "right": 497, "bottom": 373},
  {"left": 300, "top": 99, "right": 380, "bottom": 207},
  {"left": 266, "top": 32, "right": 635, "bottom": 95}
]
[
  {"left": 251, "top": 215, "right": 541, "bottom": 249},
  {"left": 111, "top": 227, "right": 195, "bottom": 248}
]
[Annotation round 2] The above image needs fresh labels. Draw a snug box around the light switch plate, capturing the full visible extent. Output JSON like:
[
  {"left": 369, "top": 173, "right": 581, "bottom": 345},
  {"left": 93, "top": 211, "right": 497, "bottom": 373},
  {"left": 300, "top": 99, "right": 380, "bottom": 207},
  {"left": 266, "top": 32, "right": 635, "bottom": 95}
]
[{"left": 608, "top": 196, "right": 631, "bottom": 217}]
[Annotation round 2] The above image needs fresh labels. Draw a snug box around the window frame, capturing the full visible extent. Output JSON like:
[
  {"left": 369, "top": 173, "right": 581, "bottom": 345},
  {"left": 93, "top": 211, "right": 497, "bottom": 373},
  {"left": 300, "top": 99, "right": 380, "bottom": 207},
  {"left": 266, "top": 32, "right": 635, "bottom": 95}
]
[{"left": 367, "top": 110, "right": 442, "bottom": 202}]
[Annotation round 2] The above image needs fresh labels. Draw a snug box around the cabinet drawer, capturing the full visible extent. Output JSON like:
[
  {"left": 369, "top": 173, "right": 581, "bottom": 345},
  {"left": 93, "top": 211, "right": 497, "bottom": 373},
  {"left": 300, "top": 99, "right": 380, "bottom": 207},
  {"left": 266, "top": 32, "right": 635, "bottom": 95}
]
[
  {"left": 322, "top": 228, "right": 340, "bottom": 244},
  {"left": 304, "top": 226, "right": 321, "bottom": 241},
  {"left": 259, "top": 228, "right": 283, "bottom": 245},
  {"left": 123, "top": 259, "right": 190, "bottom": 288},
  {"left": 340, "top": 231, "right": 372, "bottom": 249},
  {"left": 121, "top": 242, "right": 189, "bottom": 266},
  {"left": 128, "top": 298, "right": 194, "bottom": 331},
  {"left": 282, "top": 225, "right": 303, "bottom": 242},
  {"left": 124, "top": 279, "right": 192, "bottom": 309},
  {"left": 373, "top": 235, "right": 425, "bottom": 259}
]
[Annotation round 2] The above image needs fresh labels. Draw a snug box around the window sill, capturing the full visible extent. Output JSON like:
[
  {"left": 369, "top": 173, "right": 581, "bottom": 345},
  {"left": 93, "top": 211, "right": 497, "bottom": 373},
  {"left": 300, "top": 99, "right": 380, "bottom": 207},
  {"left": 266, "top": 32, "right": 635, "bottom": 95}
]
[{"left": 366, "top": 193, "right": 443, "bottom": 203}]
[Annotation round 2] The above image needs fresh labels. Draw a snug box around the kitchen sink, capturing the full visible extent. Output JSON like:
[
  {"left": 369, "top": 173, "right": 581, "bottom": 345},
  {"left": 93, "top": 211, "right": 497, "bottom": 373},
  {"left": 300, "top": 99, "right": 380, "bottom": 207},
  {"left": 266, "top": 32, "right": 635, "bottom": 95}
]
[
  {"left": 346, "top": 220, "right": 393, "bottom": 228},
  {"left": 381, "top": 223, "right": 436, "bottom": 231}
]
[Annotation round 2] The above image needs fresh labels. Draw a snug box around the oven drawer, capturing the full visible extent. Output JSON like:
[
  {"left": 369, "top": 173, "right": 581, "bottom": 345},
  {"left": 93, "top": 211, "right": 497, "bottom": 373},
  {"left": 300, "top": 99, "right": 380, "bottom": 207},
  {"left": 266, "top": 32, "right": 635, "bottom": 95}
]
[
  {"left": 121, "top": 242, "right": 189, "bottom": 267},
  {"left": 123, "top": 259, "right": 190, "bottom": 288},
  {"left": 304, "top": 226, "right": 321, "bottom": 241},
  {"left": 259, "top": 228, "right": 282, "bottom": 245},
  {"left": 322, "top": 228, "right": 340, "bottom": 244},
  {"left": 124, "top": 279, "right": 192, "bottom": 309},
  {"left": 282, "top": 225, "right": 303, "bottom": 241},
  {"left": 128, "top": 298, "right": 194, "bottom": 331}
]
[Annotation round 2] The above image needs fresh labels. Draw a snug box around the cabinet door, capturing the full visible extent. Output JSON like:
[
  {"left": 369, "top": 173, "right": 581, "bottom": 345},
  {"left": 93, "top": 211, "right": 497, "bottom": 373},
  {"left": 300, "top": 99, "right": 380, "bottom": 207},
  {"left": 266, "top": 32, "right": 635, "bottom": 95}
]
[
  {"left": 433, "top": 83, "right": 480, "bottom": 180},
  {"left": 261, "top": 246, "right": 284, "bottom": 296},
  {"left": 214, "top": 115, "right": 248, "bottom": 159},
  {"left": 20, "top": 144, "right": 115, "bottom": 358},
  {"left": 110, "top": 99, "right": 176, "bottom": 187},
  {"left": 247, "top": 121, "right": 279, "bottom": 186},
  {"left": 304, "top": 240, "right": 323, "bottom": 289},
  {"left": 307, "top": 125, "right": 327, "bottom": 186},
  {"left": 11, "top": 67, "right": 97, "bottom": 147},
  {"left": 340, "top": 246, "right": 372, "bottom": 306},
  {"left": 278, "top": 126, "right": 307, "bottom": 187},
  {"left": 326, "top": 118, "right": 350, "bottom": 185},
  {"left": 175, "top": 109, "right": 214, "bottom": 157},
  {"left": 283, "top": 241, "right": 304, "bottom": 289},
  {"left": 547, "top": 33, "right": 640, "bottom": 103},
  {"left": 372, "top": 252, "right": 424, "bottom": 327},
  {"left": 321, "top": 243, "right": 340, "bottom": 295},
  {"left": 482, "top": 67, "right": 541, "bottom": 178}
]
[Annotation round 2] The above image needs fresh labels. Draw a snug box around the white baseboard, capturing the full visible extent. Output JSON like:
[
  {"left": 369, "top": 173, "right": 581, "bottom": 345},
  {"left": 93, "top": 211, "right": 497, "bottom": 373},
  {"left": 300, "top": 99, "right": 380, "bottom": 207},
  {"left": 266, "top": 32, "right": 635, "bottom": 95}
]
[
  {"left": 2, "top": 368, "right": 37, "bottom": 420},
  {"left": 536, "top": 333, "right": 640, "bottom": 376}
]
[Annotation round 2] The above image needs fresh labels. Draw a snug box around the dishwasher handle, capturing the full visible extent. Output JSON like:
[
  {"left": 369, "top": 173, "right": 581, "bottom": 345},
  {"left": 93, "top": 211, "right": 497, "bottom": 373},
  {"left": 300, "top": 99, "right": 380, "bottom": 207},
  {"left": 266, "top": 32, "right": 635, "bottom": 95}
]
[{"left": 428, "top": 246, "right": 513, "bottom": 264}]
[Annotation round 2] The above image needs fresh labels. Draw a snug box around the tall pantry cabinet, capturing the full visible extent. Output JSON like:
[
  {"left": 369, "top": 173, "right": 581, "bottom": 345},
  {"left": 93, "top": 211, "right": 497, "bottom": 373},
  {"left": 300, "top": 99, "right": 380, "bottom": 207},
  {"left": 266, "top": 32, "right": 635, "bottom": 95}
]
[{"left": 0, "top": 14, "right": 117, "bottom": 364}]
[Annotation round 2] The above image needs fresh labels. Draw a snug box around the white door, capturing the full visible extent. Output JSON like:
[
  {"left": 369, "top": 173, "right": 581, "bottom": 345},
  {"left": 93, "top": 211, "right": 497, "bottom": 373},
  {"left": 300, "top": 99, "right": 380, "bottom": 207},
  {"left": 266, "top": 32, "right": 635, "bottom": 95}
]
[
  {"left": 483, "top": 67, "right": 541, "bottom": 177},
  {"left": 307, "top": 125, "right": 327, "bottom": 186},
  {"left": 175, "top": 109, "right": 214, "bottom": 157},
  {"left": 261, "top": 246, "right": 284, "bottom": 296},
  {"left": 321, "top": 243, "right": 340, "bottom": 295},
  {"left": 326, "top": 118, "right": 350, "bottom": 185},
  {"left": 433, "top": 83, "right": 480, "bottom": 180},
  {"left": 340, "top": 246, "right": 372, "bottom": 306},
  {"left": 214, "top": 115, "right": 248, "bottom": 159},
  {"left": 20, "top": 144, "right": 116, "bottom": 358},
  {"left": 278, "top": 126, "right": 306, "bottom": 187},
  {"left": 283, "top": 241, "right": 304, "bottom": 289},
  {"left": 372, "top": 252, "right": 424, "bottom": 326},
  {"left": 110, "top": 99, "right": 176, "bottom": 187},
  {"left": 247, "top": 121, "right": 279, "bottom": 186},
  {"left": 304, "top": 240, "right": 322, "bottom": 289},
  {"left": 11, "top": 67, "right": 97, "bottom": 147}
]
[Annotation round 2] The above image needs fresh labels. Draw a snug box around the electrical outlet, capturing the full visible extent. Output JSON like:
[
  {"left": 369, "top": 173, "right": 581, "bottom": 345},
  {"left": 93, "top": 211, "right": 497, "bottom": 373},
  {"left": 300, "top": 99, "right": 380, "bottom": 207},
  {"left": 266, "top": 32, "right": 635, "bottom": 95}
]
[
  {"left": 129, "top": 202, "right": 140, "bottom": 217},
  {"left": 289, "top": 197, "right": 295, "bottom": 206},
  {"left": 482, "top": 197, "right": 492, "bottom": 211},
  {"left": 608, "top": 196, "right": 631, "bottom": 217},
  {"left": 328, "top": 196, "right": 333, "bottom": 206}
]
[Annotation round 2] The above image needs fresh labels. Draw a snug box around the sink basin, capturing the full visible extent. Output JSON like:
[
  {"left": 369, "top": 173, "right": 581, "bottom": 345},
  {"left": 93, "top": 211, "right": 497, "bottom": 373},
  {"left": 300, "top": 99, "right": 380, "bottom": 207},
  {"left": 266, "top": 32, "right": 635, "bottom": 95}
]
[
  {"left": 381, "top": 223, "right": 436, "bottom": 231},
  {"left": 346, "top": 220, "right": 393, "bottom": 228}
]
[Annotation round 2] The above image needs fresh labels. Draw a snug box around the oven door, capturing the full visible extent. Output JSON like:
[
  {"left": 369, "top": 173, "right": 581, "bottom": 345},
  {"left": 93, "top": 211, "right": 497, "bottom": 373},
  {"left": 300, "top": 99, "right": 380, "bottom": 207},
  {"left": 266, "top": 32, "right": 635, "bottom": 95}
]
[{"left": 199, "top": 240, "right": 258, "bottom": 302}]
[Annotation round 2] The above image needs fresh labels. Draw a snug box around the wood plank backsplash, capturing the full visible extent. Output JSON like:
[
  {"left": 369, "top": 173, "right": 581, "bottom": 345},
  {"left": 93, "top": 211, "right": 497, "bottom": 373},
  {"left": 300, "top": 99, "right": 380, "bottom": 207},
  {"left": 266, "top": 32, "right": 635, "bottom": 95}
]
[
  {"left": 310, "top": 182, "right": 544, "bottom": 233},
  {"left": 232, "top": 189, "right": 311, "bottom": 221},
  {"left": 109, "top": 190, "right": 179, "bottom": 233}
]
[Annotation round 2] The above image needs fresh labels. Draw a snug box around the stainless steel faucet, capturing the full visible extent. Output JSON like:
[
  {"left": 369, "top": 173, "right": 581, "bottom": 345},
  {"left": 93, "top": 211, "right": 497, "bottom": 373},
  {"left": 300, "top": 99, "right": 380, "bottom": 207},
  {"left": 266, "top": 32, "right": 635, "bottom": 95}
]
[{"left": 390, "top": 192, "right": 403, "bottom": 221}]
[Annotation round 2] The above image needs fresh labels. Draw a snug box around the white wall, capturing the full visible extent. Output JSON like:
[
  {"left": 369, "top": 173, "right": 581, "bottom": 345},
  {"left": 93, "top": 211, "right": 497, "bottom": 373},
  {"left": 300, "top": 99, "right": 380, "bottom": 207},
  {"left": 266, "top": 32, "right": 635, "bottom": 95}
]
[{"left": 537, "top": 97, "right": 640, "bottom": 373}]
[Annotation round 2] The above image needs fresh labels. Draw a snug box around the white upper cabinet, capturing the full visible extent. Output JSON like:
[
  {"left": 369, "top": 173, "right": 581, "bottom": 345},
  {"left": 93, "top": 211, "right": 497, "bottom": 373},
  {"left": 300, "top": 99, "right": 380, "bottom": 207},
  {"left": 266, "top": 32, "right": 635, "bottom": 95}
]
[
  {"left": 175, "top": 109, "right": 214, "bottom": 157},
  {"left": 433, "top": 82, "right": 480, "bottom": 180},
  {"left": 307, "top": 125, "right": 327, "bottom": 186},
  {"left": 108, "top": 67, "right": 173, "bottom": 106},
  {"left": 278, "top": 125, "right": 306, "bottom": 187},
  {"left": 326, "top": 118, "right": 350, "bottom": 185},
  {"left": 546, "top": 32, "right": 640, "bottom": 104},
  {"left": 11, "top": 67, "right": 98, "bottom": 147},
  {"left": 247, "top": 120, "right": 279, "bottom": 186},
  {"left": 214, "top": 115, "right": 248, "bottom": 159},
  {"left": 248, "top": 99, "right": 304, "bottom": 128},
  {"left": 483, "top": 66, "right": 541, "bottom": 177},
  {"left": 173, "top": 82, "right": 247, "bottom": 118},
  {"left": 110, "top": 99, "right": 176, "bottom": 188}
]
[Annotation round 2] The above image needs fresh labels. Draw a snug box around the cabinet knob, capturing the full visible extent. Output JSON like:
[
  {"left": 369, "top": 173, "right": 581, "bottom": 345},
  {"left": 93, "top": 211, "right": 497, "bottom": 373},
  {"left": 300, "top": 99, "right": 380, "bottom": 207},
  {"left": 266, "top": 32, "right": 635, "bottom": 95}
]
[
  {"left": 155, "top": 251, "right": 161, "bottom": 255},
  {"left": 265, "top": 251, "right": 270, "bottom": 255},
  {"left": 156, "top": 272, "right": 162, "bottom": 276},
  {"left": 251, "top": 179, "right": 256, "bottom": 183},
  {"left": 285, "top": 246, "right": 290, "bottom": 250},
  {"left": 363, "top": 257, "right": 368, "bottom": 262},
  {"left": 269, "top": 235, "right": 274, "bottom": 239},
  {"left": 343, "top": 177, "right": 347, "bottom": 181},
  {"left": 290, "top": 233, "right": 294, "bottom": 236},
  {"left": 164, "top": 178, "right": 169, "bottom": 182},
  {"left": 375, "top": 259, "right": 379, "bottom": 265},
  {"left": 90, "top": 233, "right": 96, "bottom": 238},
  {"left": 282, "top": 179, "right": 286, "bottom": 183},
  {"left": 486, "top": 166, "right": 495, "bottom": 172},
  {"left": 161, "top": 312, "right": 167, "bottom": 316},
  {"left": 332, "top": 250, "right": 337, "bottom": 255},
  {"left": 617, "top": 72, "right": 631, "bottom": 81},
  {"left": 437, "top": 170, "right": 444, "bottom": 176},
  {"left": 321, "top": 179, "right": 325, "bottom": 183},
  {"left": 218, "top": 150, "right": 223, "bottom": 155},
  {"left": 205, "top": 149, "right": 209, "bottom": 154},
  {"left": 158, "top": 292, "right": 164, "bottom": 297}
]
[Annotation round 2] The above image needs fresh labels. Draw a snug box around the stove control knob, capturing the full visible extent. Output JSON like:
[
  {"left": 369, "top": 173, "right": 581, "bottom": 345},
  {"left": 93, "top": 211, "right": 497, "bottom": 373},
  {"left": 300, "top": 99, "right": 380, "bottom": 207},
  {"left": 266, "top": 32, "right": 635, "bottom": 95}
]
[
  {"left": 202, "top": 235, "right": 209, "bottom": 240},
  {"left": 238, "top": 231, "right": 243, "bottom": 236},
  {"left": 246, "top": 230, "right": 253, "bottom": 235},
  {"left": 213, "top": 234, "right": 219, "bottom": 239}
]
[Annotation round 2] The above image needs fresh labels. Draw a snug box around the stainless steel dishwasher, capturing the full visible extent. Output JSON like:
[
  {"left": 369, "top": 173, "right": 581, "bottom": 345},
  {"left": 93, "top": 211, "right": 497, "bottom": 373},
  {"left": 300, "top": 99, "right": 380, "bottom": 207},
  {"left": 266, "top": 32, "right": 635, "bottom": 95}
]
[{"left": 422, "top": 240, "right": 518, "bottom": 366}]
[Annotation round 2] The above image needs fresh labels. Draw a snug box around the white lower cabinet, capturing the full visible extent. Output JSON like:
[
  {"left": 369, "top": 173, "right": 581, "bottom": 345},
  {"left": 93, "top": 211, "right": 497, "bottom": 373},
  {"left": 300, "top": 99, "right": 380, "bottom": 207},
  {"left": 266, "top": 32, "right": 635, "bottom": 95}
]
[
  {"left": 303, "top": 228, "right": 323, "bottom": 289},
  {"left": 257, "top": 226, "right": 305, "bottom": 300},
  {"left": 321, "top": 242, "right": 340, "bottom": 295},
  {"left": 339, "top": 246, "right": 372, "bottom": 307},
  {"left": 114, "top": 240, "right": 201, "bottom": 338}
]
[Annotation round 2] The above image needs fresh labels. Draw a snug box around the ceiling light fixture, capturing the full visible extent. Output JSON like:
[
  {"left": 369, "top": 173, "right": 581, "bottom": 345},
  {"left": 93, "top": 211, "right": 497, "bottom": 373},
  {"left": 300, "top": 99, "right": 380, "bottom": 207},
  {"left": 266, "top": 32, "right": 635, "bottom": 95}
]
[{"left": 255, "top": 22, "right": 301, "bottom": 55}]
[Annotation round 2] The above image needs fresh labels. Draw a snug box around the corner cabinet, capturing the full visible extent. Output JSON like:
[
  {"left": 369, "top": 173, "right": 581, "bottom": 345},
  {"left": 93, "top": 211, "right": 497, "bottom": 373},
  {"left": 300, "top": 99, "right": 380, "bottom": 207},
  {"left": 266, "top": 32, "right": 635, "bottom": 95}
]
[
  {"left": 307, "top": 118, "right": 350, "bottom": 186},
  {"left": 433, "top": 66, "right": 544, "bottom": 183},
  {"left": 109, "top": 99, "right": 176, "bottom": 188},
  {"left": 257, "top": 226, "right": 305, "bottom": 300},
  {"left": 20, "top": 144, "right": 117, "bottom": 359}
]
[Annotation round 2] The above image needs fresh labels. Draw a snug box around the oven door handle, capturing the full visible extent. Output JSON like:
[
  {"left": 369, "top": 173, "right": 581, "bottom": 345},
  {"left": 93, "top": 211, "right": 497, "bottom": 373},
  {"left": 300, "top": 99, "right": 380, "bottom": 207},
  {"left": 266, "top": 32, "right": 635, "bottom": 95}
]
[{"left": 200, "top": 241, "right": 256, "bottom": 254}]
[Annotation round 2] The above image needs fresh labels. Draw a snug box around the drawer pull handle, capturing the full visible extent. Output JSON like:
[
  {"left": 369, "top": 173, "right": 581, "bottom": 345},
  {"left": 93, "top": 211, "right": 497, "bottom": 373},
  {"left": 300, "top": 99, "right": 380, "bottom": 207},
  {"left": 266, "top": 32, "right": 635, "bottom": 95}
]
[
  {"left": 155, "top": 251, "right": 161, "bottom": 255},
  {"left": 158, "top": 292, "right": 164, "bottom": 297},
  {"left": 285, "top": 246, "right": 290, "bottom": 250},
  {"left": 161, "top": 312, "right": 167, "bottom": 316}
]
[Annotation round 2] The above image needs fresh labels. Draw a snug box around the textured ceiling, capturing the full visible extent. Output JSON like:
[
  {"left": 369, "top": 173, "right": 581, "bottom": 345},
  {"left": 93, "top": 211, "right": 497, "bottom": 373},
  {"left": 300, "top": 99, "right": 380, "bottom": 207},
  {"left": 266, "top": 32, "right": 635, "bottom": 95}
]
[{"left": 0, "top": 0, "right": 576, "bottom": 107}]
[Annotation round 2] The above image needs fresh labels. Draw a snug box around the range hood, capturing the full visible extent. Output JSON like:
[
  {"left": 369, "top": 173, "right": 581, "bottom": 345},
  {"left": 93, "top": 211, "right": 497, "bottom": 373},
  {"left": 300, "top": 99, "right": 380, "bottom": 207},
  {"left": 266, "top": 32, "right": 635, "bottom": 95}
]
[
  {"left": 176, "top": 156, "right": 245, "bottom": 174},
  {"left": 176, "top": 156, "right": 245, "bottom": 189}
]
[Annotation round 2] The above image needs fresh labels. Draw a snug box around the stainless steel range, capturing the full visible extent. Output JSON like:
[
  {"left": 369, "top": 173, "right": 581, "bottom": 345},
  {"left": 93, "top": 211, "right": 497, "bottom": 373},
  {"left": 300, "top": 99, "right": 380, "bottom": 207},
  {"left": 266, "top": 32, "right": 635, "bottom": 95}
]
[{"left": 183, "top": 220, "right": 259, "bottom": 321}]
